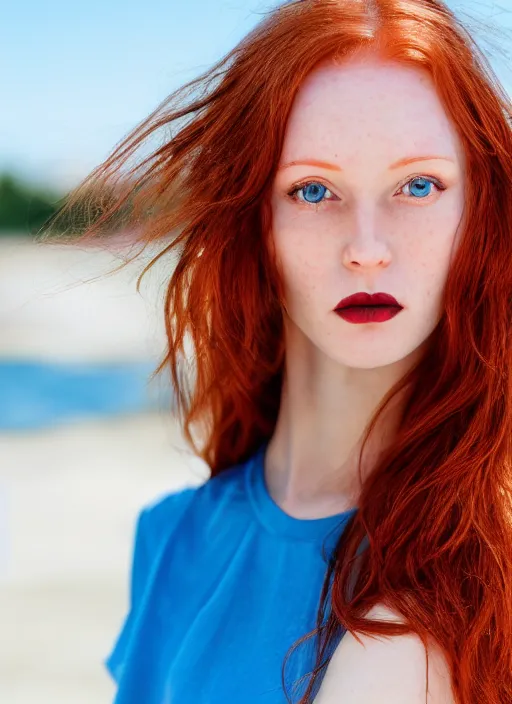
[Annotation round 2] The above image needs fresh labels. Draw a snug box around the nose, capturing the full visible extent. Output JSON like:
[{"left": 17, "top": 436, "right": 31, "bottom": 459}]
[{"left": 341, "top": 209, "right": 392, "bottom": 270}]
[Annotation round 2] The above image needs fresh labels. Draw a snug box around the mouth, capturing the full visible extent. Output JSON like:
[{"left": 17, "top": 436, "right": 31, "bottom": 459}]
[
  {"left": 335, "top": 304, "right": 401, "bottom": 310},
  {"left": 334, "top": 292, "right": 403, "bottom": 310},
  {"left": 334, "top": 305, "right": 403, "bottom": 324}
]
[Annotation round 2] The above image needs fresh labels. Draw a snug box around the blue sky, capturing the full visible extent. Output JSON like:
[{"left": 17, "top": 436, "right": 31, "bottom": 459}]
[{"left": 3, "top": 0, "right": 512, "bottom": 190}]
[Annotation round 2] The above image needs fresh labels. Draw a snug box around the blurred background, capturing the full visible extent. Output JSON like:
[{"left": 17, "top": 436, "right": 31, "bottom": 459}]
[{"left": 1, "top": 1, "right": 511, "bottom": 703}]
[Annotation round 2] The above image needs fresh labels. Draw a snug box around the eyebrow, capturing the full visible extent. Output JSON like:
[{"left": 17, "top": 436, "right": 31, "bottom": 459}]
[{"left": 278, "top": 156, "right": 455, "bottom": 171}]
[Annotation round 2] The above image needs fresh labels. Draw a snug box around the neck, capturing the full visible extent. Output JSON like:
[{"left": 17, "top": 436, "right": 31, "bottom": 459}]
[{"left": 265, "top": 325, "right": 418, "bottom": 520}]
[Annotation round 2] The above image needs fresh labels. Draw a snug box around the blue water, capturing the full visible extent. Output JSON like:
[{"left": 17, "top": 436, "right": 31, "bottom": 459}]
[{"left": 0, "top": 359, "right": 173, "bottom": 431}]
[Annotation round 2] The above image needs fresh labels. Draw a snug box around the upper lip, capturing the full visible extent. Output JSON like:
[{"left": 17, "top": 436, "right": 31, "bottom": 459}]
[{"left": 335, "top": 292, "right": 403, "bottom": 309}]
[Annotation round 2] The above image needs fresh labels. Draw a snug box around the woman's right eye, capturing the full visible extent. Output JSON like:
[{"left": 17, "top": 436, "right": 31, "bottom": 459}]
[{"left": 287, "top": 181, "right": 336, "bottom": 208}]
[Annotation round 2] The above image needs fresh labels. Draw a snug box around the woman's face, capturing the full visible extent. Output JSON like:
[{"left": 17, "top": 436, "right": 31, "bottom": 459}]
[{"left": 270, "top": 54, "right": 466, "bottom": 370}]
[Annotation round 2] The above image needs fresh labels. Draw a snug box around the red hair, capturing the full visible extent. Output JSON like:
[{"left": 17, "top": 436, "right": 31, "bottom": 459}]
[{"left": 43, "top": 1, "right": 512, "bottom": 701}]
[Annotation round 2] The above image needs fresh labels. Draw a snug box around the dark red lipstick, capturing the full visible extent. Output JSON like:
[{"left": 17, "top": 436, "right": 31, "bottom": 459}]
[{"left": 334, "top": 292, "right": 403, "bottom": 324}]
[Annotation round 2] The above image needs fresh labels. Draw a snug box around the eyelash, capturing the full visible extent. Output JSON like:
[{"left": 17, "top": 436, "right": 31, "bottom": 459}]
[{"left": 286, "top": 175, "right": 447, "bottom": 208}]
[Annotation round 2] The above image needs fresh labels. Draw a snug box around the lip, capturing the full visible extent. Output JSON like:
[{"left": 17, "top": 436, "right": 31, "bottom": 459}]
[
  {"left": 335, "top": 306, "right": 402, "bottom": 324},
  {"left": 334, "top": 292, "right": 402, "bottom": 309}
]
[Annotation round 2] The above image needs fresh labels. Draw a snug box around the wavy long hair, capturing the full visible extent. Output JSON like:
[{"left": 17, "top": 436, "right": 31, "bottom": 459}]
[{"left": 43, "top": 1, "right": 512, "bottom": 702}]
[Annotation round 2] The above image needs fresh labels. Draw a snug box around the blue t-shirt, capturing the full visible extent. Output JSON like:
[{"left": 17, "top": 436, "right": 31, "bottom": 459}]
[{"left": 106, "top": 442, "right": 358, "bottom": 703}]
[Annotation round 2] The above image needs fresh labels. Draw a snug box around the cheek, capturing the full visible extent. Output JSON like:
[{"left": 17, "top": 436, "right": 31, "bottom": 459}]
[
  {"left": 272, "top": 201, "right": 337, "bottom": 284},
  {"left": 402, "top": 209, "right": 461, "bottom": 301},
  {"left": 273, "top": 226, "right": 332, "bottom": 304}
]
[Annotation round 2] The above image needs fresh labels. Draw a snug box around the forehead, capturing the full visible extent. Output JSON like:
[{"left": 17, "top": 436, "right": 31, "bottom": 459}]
[{"left": 280, "top": 57, "right": 463, "bottom": 166}]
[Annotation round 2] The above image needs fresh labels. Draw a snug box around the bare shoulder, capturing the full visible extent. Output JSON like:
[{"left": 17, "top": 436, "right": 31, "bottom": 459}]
[{"left": 313, "top": 603, "right": 456, "bottom": 704}]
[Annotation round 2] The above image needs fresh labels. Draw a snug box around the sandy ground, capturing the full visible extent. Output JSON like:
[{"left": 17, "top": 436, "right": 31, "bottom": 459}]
[
  {"left": 0, "top": 236, "right": 206, "bottom": 703},
  {"left": 0, "top": 233, "right": 171, "bottom": 362}
]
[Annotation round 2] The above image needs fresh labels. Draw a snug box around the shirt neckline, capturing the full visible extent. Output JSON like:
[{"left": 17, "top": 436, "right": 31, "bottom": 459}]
[{"left": 245, "top": 441, "right": 358, "bottom": 542}]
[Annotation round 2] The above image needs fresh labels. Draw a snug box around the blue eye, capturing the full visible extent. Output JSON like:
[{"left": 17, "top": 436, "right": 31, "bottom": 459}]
[
  {"left": 288, "top": 175, "right": 446, "bottom": 208},
  {"left": 403, "top": 177, "right": 435, "bottom": 198},
  {"left": 288, "top": 182, "right": 333, "bottom": 205}
]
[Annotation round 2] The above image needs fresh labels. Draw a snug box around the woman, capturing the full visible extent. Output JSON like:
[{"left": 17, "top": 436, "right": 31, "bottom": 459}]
[{"left": 45, "top": 0, "right": 512, "bottom": 702}]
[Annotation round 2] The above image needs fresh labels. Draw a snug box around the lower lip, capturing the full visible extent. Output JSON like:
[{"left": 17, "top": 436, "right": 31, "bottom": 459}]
[{"left": 334, "top": 306, "right": 403, "bottom": 324}]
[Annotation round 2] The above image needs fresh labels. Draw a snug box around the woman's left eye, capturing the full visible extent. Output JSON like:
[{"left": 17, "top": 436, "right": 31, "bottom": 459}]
[
  {"left": 398, "top": 176, "right": 447, "bottom": 200},
  {"left": 287, "top": 175, "right": 447, "bottom": 207}
]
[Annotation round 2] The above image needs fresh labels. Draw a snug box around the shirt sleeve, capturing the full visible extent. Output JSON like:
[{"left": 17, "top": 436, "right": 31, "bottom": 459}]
[
  {"left": 103, "top": 486, "right": 198, "bottom": 687},
  {"left": 104, "top": 506, "right": 151, "bottom": 684}
]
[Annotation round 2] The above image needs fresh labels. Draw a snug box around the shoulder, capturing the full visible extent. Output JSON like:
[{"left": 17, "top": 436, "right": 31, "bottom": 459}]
[
  {"left": 140, "top": 484, "right": 199, "bottom": 547},
  {"left": 127, "top": 453, "right": 255, "bottom": 604},
  {"left": 314, "top": 604, "right": 455, "bottom": 704},
  {"left": 136, "top": 456, "right": 250, "bottom": 558},
  {"left": 106, "top": 459, "right": 252, "bottom": 684}
]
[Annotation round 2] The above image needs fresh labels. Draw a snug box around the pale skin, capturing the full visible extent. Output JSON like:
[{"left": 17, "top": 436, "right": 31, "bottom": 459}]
[{"left": 266, "top": 52, "right": 466, "bottom": 702}]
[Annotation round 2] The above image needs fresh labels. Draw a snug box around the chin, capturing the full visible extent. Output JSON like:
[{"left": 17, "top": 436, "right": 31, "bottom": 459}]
[
  {"left": 320, "top": 337, "right": 423, "bottom": 370},
  {"left": 332, "top": 354, "right": 407, "bottom": 370},
  {"left": 332, "top": 338, "right": 431, "bottom": 371}
]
